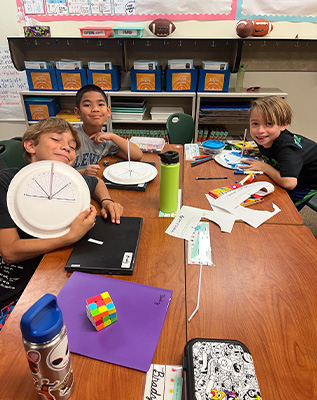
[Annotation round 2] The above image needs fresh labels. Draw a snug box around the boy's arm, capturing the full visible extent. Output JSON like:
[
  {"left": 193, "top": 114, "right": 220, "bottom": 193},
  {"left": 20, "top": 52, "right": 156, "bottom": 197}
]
[
  {"left": 0, "top": 207, "right": 97, "bottom": 264},
  {"left": 76, "top": 165, "right": 101, "bottom": 177},
  {"left": 90, "top": 132, "right": 143, "bottom": 161},
  {"left": 91, "top": 177, "right": 123, "bottom": 224},
  {"left": 242, "top": 159, "right": 298, "bottom": 190}
]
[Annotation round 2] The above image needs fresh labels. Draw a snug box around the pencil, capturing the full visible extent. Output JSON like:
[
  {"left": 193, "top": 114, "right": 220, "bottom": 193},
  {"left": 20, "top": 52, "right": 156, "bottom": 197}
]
[
  {"left": 195, "top": 176, "right": 228, "bottom": 180},
  {"left": 191, "top": 156, "right": 214, "bottom": 167}
]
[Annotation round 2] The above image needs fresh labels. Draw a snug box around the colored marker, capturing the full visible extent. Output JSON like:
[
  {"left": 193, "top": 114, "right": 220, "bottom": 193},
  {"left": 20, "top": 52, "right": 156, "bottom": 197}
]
[{"left": 195, "top": 176, "right": 228, "bottom": 180}]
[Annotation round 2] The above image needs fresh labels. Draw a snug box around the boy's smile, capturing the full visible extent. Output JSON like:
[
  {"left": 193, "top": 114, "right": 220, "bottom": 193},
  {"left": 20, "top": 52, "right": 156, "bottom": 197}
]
[
  {"left": 25, "top": 130, "right": 77, "bottom": 165},
  {"left": 250, "top": 109, "right": 287, "bottom": 148},
  {"left": 74, "top": 91, "right": 111, "bottom": 133}
]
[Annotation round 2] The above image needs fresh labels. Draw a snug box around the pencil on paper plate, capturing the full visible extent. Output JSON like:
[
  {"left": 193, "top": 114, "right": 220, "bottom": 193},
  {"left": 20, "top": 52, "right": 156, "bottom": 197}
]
[{"left": 240, "top": 128, "right": 247, "bottom": 158}]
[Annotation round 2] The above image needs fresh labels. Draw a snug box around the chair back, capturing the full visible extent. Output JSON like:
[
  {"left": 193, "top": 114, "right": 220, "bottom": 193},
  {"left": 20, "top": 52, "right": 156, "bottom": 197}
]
[
  {"left": 166, "top": 113, "right": 194, "bottom": 145},
  {"left": 307, "top": 193, "right": 317, "bottom": 212},
  {"left": 0, "top": 140, "right": 25, "bottom": 168}
]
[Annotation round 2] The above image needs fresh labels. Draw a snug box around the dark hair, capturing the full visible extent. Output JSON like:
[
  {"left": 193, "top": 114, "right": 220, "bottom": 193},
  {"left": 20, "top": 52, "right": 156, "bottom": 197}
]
[{"left": 75, "top": 84, "right": 108, "bottom": 108}]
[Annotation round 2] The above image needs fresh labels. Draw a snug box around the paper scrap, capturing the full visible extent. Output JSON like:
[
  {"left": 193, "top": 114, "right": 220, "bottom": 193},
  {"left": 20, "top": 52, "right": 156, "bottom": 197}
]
[{"left": 143, "top": 364, "right": 183, "bottom": 400}]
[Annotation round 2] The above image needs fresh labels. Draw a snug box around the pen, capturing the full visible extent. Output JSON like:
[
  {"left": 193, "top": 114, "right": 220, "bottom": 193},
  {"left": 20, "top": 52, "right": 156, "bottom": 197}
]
[
  {"left": 234, "top": 170, "right": 264, "bottom": 175},
  {"left": 195, "top": 176, "right": 228, "bottom": 180}
]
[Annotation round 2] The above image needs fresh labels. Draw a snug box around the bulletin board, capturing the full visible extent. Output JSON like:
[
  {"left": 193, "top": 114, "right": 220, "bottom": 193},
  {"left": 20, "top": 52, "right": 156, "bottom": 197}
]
[{"left": 16, "top": 0, "right": 317, "bottom": 22}]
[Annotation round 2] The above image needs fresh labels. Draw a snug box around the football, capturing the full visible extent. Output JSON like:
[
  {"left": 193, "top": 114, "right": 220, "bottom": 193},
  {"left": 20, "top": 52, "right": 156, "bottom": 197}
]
[
  {"left": 252, "top": 19, "right": 273, "bottom": 37},
  {"left": 148, "top": 19, "right": 176, "bottom": 37},
  {"left": 236, "top": 19, "right": 253, "bottom": 38}
]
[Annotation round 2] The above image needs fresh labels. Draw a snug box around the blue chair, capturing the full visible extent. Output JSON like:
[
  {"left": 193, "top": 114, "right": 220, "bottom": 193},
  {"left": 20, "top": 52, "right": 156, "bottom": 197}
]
[
  {"left": 0, "top": 140, "right": 25, "bottom": 168},
  {"left": 166, "top": 113, "right": 195, "bottom": 145}
]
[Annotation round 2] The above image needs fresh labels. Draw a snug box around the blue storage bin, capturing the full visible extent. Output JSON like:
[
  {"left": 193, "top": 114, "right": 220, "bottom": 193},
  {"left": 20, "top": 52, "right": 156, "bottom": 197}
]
[
  {"left": 24, "top": 97, "right": 61, "bottom": 121},
  {"left": 56, "top": 69, "right": 87, "bottom": 91},
  {"left": 198, "top": 69, "right": 230, "bottom": 92},
  {"left": 165, "top": 68, "right": 198, "bottom": 92},
  {"left": 26, "top": 68, "right": 58, "bottom": 91},
  {"left": 130, "top": 68, "right": 162, "bottom": 92},
  {"left": 87, "top": 68, "right": 121, "bottom": 91}
]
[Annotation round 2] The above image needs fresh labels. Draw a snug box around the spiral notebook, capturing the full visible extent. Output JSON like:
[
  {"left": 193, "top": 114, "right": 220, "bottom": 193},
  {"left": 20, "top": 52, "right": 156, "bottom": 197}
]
[{"left": 65, "top": 216, "right": 143, "bottom": 275}]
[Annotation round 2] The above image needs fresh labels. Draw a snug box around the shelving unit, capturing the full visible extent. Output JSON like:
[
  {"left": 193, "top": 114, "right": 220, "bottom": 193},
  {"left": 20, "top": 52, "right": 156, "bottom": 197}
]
[
  {"left": 195, "top": 88, "right": 288, "bottom": 141},
  {"left": 20, "top": 90, "right": 196, "bottom": 137},
  {"left": 11, "top": 37, "right": 297, "bottom": 141}
]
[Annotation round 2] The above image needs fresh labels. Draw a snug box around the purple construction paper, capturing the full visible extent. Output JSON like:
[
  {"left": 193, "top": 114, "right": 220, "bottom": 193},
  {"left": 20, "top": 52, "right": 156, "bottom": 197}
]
[{"left": 57, "top": 271, "right": 173, "bottom": 372}]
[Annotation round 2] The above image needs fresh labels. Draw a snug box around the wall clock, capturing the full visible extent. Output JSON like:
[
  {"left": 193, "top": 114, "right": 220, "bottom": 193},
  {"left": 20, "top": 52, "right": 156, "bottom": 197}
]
[{"left": 7, "top": 160, "right": 91, "bottom": 238}]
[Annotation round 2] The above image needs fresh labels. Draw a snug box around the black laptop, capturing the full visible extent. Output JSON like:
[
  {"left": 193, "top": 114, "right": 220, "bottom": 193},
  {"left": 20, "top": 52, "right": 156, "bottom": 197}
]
[{"left": 65, "top": 216, "right": 143, "bottom": 275}]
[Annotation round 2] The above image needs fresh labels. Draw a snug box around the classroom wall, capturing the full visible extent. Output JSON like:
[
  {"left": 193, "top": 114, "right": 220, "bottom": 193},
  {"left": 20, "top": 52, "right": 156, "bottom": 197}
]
[{"left": 0, "top": 2, "right": 316, "bottom": 141}]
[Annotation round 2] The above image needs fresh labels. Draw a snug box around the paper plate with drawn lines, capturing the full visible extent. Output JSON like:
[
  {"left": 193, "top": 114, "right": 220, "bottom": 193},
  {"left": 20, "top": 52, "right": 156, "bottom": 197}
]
[
  {"left": 103, "top": 161, "right": 157, "bottom": 185},
  {"left": 215, "top": 150, "right": 258, "bottom": 170}
]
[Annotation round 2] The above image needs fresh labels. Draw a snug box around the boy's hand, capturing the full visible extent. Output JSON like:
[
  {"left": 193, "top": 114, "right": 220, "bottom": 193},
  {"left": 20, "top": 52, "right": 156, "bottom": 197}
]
[
  {"left": 84, "top": 164, "right": 100, "bottom": 176},
  {"left": 241, "top": 159, "right": 266, "bottom": 172},
  {"left": 68, "top": 206, "right": 97, "bottom": 242},
  {"left": 90, "top": 132, "right": 112, "bottom": 143},
  {"left": 101, "top": 200, "right": 123, "bottom": 224}
]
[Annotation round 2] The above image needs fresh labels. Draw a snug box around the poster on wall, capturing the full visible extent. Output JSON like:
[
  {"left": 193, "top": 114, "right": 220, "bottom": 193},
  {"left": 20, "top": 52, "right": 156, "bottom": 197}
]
[
  {"left": 0, "top": 47, "right": 28, "bottom": 121},
  {"left": 16, "top": 0, "right": 237, "bottom": 20},
  {"left": 237, "top": 0, "right": 317, "bottom": 22}
]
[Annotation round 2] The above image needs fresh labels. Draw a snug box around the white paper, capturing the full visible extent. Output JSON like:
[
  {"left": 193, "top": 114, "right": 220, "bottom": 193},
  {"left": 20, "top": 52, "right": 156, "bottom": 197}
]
[
  {"left": 135, "top": 0, "right": 232, "bottom": 15},
  {"left": 211, "top": 182, "right": 281, "bottom": 229},
  {"left": 0, "top": 47, "right": 28, "bottom": 121},
  {"left": 143, "top": 364, "right": 183, "bottom": 400},
  {"left": 165, "top": 206, "right": 202, "bottom": 240},
  {"left": 241, "top": 0, "right": 317, "bottom": 18}
]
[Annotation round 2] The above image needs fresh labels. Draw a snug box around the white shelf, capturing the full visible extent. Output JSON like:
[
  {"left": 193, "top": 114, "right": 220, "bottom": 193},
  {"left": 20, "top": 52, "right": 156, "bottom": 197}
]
[{"left": 195, "top": 88, "right": 288, "bottom": 141}]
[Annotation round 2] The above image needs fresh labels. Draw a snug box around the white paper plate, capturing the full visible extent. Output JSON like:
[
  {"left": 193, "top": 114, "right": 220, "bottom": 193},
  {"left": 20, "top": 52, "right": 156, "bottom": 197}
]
[
  {"left": 103, "top": 161, "right": 158, "bottom": 185},
  {"left": 214, "top": 150, "right": 256, "bottom": 170},
  {"left": 7, "top": 161, "right": 90, "bottom": 238}
]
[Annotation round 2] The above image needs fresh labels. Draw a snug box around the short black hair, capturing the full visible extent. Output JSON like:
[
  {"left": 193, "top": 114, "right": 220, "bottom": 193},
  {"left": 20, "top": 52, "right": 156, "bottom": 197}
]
[{"left": 75, "top": 84, "right": 108, "bottom": 108}]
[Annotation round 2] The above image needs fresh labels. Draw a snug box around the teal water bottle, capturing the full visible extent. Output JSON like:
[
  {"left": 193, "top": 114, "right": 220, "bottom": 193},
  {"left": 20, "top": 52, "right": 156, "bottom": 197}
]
[{"left": 158, "top": 150, "right": 180, "bottom": 213}]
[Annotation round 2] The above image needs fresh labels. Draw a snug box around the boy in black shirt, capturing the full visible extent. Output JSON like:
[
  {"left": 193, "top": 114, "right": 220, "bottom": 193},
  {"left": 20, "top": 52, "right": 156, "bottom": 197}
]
[{"left": 243, "top": 96, "right": 317, "bottom": 210}]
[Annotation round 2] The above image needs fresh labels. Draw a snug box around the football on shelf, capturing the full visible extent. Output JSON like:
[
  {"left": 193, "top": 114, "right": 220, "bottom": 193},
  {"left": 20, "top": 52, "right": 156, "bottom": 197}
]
[
  {"left": 236, "top": 19, "right": 253, "bottom": 38},
  {"left": 148, "top": 19, "right": 176, "bottom": 37},
  {"left": 252, "top": 19, "right": 273, "bottom": 36},
  {"left": 236, "top": 18, "right": 273, "bottom": 38}
]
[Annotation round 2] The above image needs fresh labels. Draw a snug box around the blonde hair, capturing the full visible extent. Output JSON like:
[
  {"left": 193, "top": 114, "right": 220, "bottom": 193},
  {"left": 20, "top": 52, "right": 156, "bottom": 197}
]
[
  {"left": 250, "top": 96, "right": 293, "bottom": 126},
  {"left": 22, "top": 117, "right": 81, "bottom": 163}
]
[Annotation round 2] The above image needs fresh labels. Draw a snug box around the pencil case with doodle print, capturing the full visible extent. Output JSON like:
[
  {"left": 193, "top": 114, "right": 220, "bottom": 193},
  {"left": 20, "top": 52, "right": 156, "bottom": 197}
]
[{"left": 183, "top": 338, "right": 262, "bottom": 399}]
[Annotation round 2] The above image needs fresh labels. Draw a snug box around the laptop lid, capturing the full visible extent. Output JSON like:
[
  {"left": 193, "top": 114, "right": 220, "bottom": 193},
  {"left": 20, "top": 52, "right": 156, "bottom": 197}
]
[{"left": 65, "top": 216, "right": 143, "bottom": 275}]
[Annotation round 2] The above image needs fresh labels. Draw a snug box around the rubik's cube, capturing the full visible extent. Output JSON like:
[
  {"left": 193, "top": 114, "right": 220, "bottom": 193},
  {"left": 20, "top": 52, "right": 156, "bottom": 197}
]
[{"left": 86, "top": 292, "right": 117, "bottom": 331}]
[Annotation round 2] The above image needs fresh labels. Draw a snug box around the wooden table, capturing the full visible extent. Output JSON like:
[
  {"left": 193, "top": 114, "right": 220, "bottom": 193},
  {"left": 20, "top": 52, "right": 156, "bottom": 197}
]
[
  {"left": 183, "top": 156, "right": 303, "bottom": 225},
  {"left": 186, "top": 224, "right": 317, "bottom": 399},
  {"left": 95, "top": 144, "right": 184, "bottom": 218},
  {"left": 0, "top": 219, "right": 186, "bottom": 400}
]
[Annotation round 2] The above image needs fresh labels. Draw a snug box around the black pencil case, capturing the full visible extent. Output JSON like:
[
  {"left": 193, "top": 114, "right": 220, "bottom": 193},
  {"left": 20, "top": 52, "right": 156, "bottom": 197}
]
[{"left": 183, "top": 338, "right": 262, "bottom": 400}]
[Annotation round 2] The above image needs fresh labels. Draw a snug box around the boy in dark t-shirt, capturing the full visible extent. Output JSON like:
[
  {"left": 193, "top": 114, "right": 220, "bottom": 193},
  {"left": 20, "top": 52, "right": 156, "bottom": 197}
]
[
  {"left": 242, "top": 96, "right": 317, "bottom": 210},
  {"left": 0, "top": 118, "right": 123, "bottom": 329}
]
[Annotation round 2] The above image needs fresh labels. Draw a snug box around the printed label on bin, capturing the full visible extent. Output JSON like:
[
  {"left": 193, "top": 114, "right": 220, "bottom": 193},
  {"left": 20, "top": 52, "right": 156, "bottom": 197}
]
[
  {"left": 31, "top": 72, "right": 52, "bottom": 90},
  {"left": 204, "top": 73, "right": 224, "bottom": 91},
  {"left": 61, "top": 73, "right": 82, "bottom": 90},
  {"left": 29, "top": 104, "right": 49, "bottom": 119},
  {"left": 172, "top": 72, "right": 191, "bottom": 90},
  {"left": 136, "top": 73, "right": 155, "bottom": 90},
  {"left": 92, "top": 73, "right": 112, "bottom": 90}
]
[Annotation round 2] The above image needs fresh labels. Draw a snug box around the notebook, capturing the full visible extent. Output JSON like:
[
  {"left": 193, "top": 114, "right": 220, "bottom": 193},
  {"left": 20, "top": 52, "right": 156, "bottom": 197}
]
[{"left": 65, "top": 216, "right": 143, "bottom": 275}]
